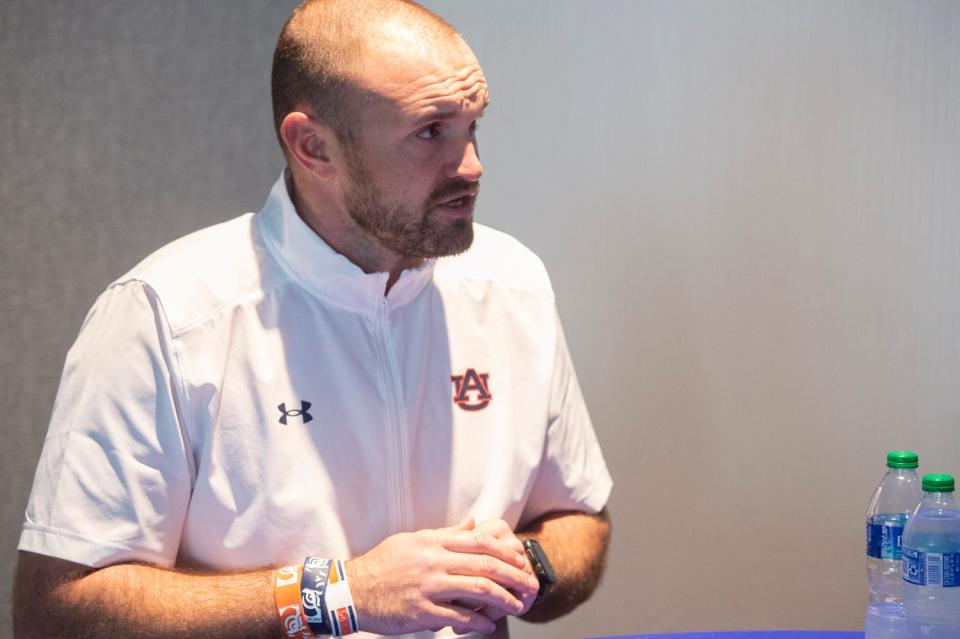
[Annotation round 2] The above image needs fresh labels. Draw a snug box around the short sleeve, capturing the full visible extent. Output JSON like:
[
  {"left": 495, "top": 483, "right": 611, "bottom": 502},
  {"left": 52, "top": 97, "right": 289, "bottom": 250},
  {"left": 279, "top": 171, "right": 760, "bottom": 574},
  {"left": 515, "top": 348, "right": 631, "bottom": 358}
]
[
  {"left": 519, "top": 311, "right": 613, "bottom": 527},
  {"left": 18, "top": 280, "right": 194, "bottom": 568}
]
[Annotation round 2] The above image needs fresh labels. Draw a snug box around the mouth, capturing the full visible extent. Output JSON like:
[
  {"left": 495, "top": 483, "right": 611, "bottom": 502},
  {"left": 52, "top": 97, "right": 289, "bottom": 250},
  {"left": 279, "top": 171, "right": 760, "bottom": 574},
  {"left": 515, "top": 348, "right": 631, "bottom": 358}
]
[
  {"left": 440, "top": 195, "right": 473, "bottom": 208},
  {"left": 435, "top": 192, "right": 478, "bottom": 215}
]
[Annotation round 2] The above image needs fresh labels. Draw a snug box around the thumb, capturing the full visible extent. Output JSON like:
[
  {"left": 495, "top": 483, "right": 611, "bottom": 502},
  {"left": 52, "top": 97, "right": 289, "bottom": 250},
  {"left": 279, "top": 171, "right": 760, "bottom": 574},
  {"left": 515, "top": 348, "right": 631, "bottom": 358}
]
[{"left": 448, "top": 516, "right": 476, "bottom": 531}]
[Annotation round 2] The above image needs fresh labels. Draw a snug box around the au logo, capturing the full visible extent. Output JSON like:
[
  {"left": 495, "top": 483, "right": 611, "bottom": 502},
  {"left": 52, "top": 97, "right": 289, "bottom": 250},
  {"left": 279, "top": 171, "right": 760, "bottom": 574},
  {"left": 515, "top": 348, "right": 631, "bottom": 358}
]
[{"left": 450, "top": 368, "right": 492, "bottom": 411}]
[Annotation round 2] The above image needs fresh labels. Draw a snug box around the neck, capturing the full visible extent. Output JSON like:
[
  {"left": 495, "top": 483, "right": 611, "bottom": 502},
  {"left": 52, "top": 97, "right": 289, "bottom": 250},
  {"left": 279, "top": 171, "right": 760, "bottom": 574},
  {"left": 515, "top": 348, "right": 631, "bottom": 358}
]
[{"left": 286, "top": 173, "right": 424, "bottom": 295}]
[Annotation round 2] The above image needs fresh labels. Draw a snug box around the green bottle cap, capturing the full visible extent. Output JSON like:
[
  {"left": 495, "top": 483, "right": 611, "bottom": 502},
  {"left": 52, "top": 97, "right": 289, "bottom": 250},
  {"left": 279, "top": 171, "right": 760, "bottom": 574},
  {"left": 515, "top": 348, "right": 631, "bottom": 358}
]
[
  {"left": 922, "top": 474, "right": 955, "bottom": 492},
  {"left": 886, "top": 450, "right": 919, "bottom": 468}
]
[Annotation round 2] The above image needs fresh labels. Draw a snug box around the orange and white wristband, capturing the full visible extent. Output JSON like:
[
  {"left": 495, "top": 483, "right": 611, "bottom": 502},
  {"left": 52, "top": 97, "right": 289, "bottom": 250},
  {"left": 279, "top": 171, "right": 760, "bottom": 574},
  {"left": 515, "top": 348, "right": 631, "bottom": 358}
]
[
  {"left": 275, "top": 563, "right": 312, "bottom": 639},
  {"left": 274, "top": 557, "right": 359, "bottom": 638}
]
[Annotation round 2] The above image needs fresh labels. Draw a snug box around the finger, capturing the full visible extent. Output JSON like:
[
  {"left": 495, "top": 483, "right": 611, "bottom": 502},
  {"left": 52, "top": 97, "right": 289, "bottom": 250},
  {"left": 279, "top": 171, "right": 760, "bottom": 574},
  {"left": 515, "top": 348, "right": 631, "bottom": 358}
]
[
  {"left": 451, "top": 596, "right": 485, "bottom": 612},
  {"left": 443, "top": 530, "right": 527, "bottom": 569},
  {"left": 474, "top": 518, "right": 511, "bottom": 539},
  {"left": 517, "top": 587, "right": 537, "bottom": 615},
  {"left": 474, "top": 520, "right": 525, "bottom": 554},
  {"left": 475, "top": 604, "right": 508, "bottom": 623},
  {"left": 434, "top": 575, "right": 526, "bottom": 617},
  {"left": 448, "top": 598, "right": 514, "bottom": 623},
  {"left": 446, "top": 516, "right": 476, "bottom": 532},
  {"left": 427, "top": 601, "right": 496, "bottom": 636},
  {"left": 498, "top": 534, "right": 525, "bottom": 559},
  {"left": 447, "top": 553, "right": 540, "bottom": 596}
]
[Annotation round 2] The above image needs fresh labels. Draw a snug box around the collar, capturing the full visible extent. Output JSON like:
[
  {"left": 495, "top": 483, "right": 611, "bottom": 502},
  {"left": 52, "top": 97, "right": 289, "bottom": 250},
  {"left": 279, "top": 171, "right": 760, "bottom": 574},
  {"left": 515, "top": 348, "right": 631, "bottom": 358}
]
[{"left": 255, "top": 172, "right": 436, "bottom": 315}]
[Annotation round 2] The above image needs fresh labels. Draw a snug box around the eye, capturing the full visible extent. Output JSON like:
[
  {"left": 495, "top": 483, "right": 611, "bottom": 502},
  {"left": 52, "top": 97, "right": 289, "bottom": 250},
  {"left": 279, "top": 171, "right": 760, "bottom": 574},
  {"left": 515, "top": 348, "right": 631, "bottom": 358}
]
[{"left": 416, "top": 122, "right": 442, "bottom": 140}]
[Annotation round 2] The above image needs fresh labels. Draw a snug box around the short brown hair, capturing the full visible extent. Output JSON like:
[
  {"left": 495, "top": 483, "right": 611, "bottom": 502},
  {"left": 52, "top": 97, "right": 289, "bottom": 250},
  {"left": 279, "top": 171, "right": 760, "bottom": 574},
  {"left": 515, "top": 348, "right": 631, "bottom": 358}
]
[{"left": 271, "top": 0, "right": 455, "bottom": 152}]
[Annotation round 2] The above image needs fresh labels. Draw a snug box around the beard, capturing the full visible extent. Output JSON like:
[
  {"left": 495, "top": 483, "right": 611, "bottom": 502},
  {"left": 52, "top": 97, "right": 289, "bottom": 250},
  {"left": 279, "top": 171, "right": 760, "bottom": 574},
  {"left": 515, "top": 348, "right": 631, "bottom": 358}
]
[{"left": 343, "top": 151, "right": 475, "bottom": 259}]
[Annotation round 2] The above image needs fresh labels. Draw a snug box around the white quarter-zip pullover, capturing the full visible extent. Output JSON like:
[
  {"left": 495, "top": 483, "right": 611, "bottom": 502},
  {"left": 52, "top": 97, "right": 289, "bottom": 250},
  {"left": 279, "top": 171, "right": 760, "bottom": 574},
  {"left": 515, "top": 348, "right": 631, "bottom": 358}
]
[{"left": 20, "top": 174, "right": 612, "bottom": 638}]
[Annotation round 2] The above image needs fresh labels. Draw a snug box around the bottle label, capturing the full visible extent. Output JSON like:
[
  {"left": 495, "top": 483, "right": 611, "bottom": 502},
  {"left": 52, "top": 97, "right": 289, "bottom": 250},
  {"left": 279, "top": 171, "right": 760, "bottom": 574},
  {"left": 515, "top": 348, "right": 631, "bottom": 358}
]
[
  {"left": 902, "top": 548, "right": 960, "bottom": 587},
  {"left": 866, "top": 515, "right": 906, "bottom": 560}
]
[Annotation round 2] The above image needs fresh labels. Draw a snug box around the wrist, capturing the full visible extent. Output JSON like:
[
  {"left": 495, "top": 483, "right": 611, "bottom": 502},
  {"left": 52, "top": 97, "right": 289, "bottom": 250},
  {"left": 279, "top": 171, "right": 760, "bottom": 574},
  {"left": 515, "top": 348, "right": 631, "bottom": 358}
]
[
  {"left": 274, "top": 564, "right": 312, "bottom": 639},
  {"left": 274, "top": 557, "right": 359, "bottom": 638}
]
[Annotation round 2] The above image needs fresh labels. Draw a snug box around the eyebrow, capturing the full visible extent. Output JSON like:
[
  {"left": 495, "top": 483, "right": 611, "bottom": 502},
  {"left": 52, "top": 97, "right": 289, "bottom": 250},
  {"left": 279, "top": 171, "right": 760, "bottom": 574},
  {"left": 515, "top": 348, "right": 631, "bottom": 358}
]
[{"left": 415, "top": 99, "right": 490, "bottom": 124}]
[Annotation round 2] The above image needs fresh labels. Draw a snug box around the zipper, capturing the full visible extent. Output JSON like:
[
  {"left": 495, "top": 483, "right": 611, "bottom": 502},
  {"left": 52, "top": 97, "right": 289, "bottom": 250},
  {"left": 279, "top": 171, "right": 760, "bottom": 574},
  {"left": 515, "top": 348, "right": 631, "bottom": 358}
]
[{"left": 375, "top": 297, "right": 411, "bottom": 532}]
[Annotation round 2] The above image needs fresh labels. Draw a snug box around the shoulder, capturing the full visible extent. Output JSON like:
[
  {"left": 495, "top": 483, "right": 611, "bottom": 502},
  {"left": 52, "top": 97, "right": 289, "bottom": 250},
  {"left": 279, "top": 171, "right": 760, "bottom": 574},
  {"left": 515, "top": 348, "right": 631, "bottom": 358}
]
[
  {"left": 434, "top": 224, "right": 554, "bottom": 297},
  {"left": 110, "top": 213, "right": 285, "bottom": 333}
]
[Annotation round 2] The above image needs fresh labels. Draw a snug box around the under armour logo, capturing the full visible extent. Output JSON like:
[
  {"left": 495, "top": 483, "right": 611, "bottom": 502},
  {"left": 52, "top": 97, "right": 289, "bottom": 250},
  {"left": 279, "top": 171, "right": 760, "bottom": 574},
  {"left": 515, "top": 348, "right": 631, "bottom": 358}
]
[
  {"left": 450, "top": 368, "right": 492, "bottom": 411},
  {"left": 278, "top": 401, "right": 313, "bottom": 425}
]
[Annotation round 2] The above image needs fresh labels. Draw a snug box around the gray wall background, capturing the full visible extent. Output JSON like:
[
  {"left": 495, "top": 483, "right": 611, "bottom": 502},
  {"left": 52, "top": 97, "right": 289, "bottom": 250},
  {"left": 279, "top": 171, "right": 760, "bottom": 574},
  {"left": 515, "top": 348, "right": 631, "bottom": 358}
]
[{"left": 3, "top": 1, "right": 959, "bottom": 637}]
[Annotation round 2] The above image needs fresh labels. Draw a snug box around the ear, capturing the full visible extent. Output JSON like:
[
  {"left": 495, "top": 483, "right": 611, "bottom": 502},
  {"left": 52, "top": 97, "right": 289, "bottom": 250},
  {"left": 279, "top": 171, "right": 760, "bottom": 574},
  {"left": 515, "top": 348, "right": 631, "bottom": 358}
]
[{"left": 279, "top": 112, "right": 338, "bottom": 178}]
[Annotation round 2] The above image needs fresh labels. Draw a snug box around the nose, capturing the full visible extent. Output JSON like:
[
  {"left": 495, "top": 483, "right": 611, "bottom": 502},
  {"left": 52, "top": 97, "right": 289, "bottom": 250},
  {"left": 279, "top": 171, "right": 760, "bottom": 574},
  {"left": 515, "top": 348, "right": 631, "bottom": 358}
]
[{"left": 452, "top": 140, "right": 483, "bottom": 182}]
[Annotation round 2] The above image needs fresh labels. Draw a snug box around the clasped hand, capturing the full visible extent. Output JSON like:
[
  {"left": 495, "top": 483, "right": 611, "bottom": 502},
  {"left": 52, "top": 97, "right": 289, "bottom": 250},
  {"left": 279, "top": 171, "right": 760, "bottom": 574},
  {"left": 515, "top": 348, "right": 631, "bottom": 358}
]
[{"left": 345, "top": 518, "right": 539, "bottom": 636}]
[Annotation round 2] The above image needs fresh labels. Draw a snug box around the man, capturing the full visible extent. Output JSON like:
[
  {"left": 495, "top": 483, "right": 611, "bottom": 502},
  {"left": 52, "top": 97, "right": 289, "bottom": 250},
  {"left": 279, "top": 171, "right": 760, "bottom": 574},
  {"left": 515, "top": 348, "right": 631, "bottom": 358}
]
[{"left": 13, "top": 1, "right": 612, "bottom": 637}]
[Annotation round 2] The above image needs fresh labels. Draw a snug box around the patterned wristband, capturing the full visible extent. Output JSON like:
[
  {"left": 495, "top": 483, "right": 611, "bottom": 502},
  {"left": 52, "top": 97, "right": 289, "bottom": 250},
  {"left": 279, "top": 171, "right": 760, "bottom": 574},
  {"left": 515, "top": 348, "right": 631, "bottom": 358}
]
[
  {"left": 301, "top": 557, "right": 333, "bottom": 636},
  {"left": 275, "top": 564, "right": 314, "bottom": 639},
  {"left": 324, "top": 560, "right": 359, "bottom": 637}
]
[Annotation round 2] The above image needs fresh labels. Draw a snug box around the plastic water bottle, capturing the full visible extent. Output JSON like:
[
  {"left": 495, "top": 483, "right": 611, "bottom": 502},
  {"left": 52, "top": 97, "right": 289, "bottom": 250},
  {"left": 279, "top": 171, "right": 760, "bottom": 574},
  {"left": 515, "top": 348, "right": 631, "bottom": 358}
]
[
  {"left": 864, "top": 600, "right": 914, "bottom": 639},
  {"left": 866, "top": 450, "right": 921, "bottom": 604},
  {"left": 901, "top": 473, "right": 960, "bottom": 632}
]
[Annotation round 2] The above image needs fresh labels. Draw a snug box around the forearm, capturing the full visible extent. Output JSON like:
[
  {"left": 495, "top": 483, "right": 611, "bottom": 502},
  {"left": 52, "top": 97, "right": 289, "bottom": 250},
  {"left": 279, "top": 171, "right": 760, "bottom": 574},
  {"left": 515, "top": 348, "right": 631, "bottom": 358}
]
[
  {"left": 517, "top": 507, "right": 611, "bottom": 623},
  {"left": 14, "top": 551, "right": 280, "bottom": 639},
  {"left": 16, "top": 517, "right": 538, "bottom": 639}
]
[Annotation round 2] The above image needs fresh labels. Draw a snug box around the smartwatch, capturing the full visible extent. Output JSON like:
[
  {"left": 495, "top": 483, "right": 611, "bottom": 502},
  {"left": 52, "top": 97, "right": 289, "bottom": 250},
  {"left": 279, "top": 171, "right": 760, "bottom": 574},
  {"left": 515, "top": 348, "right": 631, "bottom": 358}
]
[{"left": 522, "top": 538, "right": 556, "bottom": 603}]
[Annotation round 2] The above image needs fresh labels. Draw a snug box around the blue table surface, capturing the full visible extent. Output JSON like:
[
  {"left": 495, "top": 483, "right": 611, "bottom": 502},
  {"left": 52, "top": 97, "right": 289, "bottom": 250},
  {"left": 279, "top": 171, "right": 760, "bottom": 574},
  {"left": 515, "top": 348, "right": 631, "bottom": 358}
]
[{"left": 593, "top": 632, "right": 863, "bottom": 639}]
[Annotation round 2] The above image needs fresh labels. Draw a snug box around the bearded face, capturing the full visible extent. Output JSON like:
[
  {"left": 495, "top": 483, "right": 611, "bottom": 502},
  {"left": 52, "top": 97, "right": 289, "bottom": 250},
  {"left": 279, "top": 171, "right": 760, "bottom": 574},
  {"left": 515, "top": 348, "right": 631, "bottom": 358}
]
[{"left": 342, "top": 143, "right": 477, "bottom": 260}]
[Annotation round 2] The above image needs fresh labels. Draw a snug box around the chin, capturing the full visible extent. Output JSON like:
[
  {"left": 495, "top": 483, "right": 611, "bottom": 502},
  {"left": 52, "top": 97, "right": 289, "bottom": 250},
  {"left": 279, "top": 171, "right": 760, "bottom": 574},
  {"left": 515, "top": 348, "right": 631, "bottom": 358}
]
[{"left": 428, "top": 220, "right": 474, "bottom": 257}]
